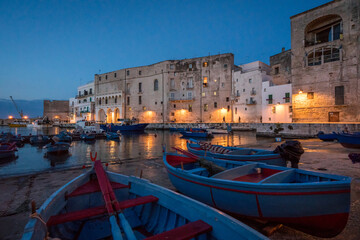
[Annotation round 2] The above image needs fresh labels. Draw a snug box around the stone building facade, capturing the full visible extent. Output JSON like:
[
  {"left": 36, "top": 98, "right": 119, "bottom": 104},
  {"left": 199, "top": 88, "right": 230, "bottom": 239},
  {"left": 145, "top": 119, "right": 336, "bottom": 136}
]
[
  {"left": 94, "top": 53, "right": 234, "bottom": 123},
  {"left": 290, "top": 0, "right": 360, "bottom": 122},
  {"left": 232, "top": 61, "right": 271, "bottom": 123},
  {"left": 270, "top": 48, "right": 292, "bottom": 85},
  {"left": 43, "top": 100, "right": 69, "bottom": 121}
]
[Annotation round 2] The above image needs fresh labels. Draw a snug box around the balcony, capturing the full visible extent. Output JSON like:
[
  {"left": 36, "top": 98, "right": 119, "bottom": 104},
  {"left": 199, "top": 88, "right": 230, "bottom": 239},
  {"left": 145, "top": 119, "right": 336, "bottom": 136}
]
[
  {"left": 246, "top": 99, "right": 257, "bottom": 105},
  {"left": 186, "top": 83, "right": 194, "bottom": 89},
  {"left": 76, "top": 93, "right": 93, "bottom": 99},
  {"left": 169, "top": 96, "right": 195, "bottom": 103},
  {"left": 250, "top": 90, "right": 256, "bottom": 95}
]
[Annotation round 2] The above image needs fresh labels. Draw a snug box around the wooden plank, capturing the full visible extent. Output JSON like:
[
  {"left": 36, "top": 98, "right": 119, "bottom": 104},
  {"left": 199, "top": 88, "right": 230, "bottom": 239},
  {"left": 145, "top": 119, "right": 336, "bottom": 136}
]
[
  {"left": 145, "top": 220, "right": 212, "bottom": 240},
  {"left": 67, "top": 180, "right": 128, "bottom": 198}
]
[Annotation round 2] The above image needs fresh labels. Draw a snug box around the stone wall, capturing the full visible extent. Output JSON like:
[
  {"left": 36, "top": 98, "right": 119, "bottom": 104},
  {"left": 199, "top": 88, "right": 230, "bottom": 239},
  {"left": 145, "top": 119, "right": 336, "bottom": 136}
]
[
  {"left": 43, "top": 100, "right": 69, "bottom": 121},
  {"left": 270, "top": 48, "right": 292, "bottom": 85}
]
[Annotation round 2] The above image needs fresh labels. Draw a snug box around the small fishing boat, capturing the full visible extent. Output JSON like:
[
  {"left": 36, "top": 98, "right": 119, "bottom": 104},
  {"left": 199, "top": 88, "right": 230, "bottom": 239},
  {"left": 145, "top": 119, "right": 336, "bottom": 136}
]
[
  {"left": 106, "top": 132, "right": 121, "bottom": 140},
  {"left": 186, "top": 140, "right": 287, "bottom": 167},
  {"left": 29, "top": 135, "right": 50, "bottom": 145},
  {"left": 101, "top": 119, "right": 148, "bottom": 132},
  {"left": 180, "top": 129, "right": 213, "bottom": 138},
  {"left": 80, "top": 133, "right": 96, "bottom": 141},
  {"left": 8, "top": 120, "right": 29, "bottom": 127},
  {"left": 55, "top": 131, "right": 72, "bottom": 142},
  {"left": 316, "top": 131, "right": 338, "bottom": 141},
  {"left": 0, "top": 142, "right": 17, "bottom": 159},
  {"left": 22, "top": 154, "right": 267, "bottom": 240},
  {"left": 335, "top": 132, "right": 360, "bottom": 148},
  {"left": 163, "top": 150, "right": 351, "bottom": 238},
  {"left": 44, "top": 142, "right": 71, "bottom": 155}
]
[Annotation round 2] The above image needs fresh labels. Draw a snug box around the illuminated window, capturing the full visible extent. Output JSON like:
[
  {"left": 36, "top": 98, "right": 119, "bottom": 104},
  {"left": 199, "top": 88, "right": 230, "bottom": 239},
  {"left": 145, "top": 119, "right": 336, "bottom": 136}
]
[
  {"left": 213, "top": 91, "right": 217, "bottom": 96},
  {"left": 203, "top": 77, "right": 208, "bottom": 87},
  {"left": 203, "top": 62, "right": 208, "bottom": 67},
  {"left": 204, "top": 104, "right": 208, "bottom": 112},
  {"left": 272, "top": 106, "right": 276, "bottom": 113},
  {"left": 307, "top": 92, "right": 314, "bottom": 99},
  {"left": 188, "top": 104, "right": 192, "bottom": 112},
  {"left": 143, "top": 106, "right": 146, "bottom": 110},
  {"left": 202, "top": 92, "right": 206, "bottom": 97}
]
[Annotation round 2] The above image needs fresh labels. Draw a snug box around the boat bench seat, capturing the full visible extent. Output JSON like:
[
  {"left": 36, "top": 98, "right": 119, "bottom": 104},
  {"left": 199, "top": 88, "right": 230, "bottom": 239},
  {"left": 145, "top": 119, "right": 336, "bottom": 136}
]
[
  {"left": 47, "top": 195, "right": 158, "bottom": 226},
  {"left": 187, "top": 167, "right": 207, "bottom": 174},
  {"left": 145, "top": 220, "right": 212, "bottom": 240},
  {"left": 66, "top": 180, "right": 129, "bottom": 198}
]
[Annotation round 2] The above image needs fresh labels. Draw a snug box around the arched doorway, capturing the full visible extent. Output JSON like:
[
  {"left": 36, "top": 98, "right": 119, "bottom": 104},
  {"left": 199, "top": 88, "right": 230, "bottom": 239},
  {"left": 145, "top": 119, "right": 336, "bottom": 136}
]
[
  {"left": 114, "top": 108, "right": 120, "bottom": 123},
  {"left": 98, "top": 109, "right": 106, "bottom": 123},
  {"left": 106, "top": 108, "right": 113, "bottom": 123}
]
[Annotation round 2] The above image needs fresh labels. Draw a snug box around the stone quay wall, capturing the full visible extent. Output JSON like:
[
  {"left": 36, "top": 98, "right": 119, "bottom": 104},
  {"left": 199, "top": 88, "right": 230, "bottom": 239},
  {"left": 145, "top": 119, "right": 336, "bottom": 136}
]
[{"left": 146, "top": 122, "right": 360, "bottom": 138}]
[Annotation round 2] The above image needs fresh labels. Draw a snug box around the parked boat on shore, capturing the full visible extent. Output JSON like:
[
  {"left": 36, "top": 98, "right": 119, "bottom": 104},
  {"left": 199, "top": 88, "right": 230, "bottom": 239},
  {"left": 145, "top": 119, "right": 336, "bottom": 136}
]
[
  {"left": 335, "top": 132, "right": 360, "bottom": 149},
  {"left": 163, "top": 150, "right": 351, "bottom": 238},
  {"left": 186, "top": 140, "right": 288, "bottom": 167},
  {"left": 317, "top": 131, "right": 338, "bottom": 141},
  {"left": 0, "top": 142, "right": 17, "bottom": 159},
  {"left": 180, "top": 129, "right": 213, "bottom": 138},
  {"left": 22, "top": 155, "right": 267, "bottom": 240}
]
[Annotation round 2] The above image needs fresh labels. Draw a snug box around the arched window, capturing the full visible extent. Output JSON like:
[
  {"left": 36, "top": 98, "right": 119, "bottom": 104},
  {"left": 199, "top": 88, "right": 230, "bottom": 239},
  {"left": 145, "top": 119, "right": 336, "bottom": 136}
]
[
  {"left": 154, "top": 79, "right": 159, "bottom": 91},
  {"left": 305, "top": 15, "right": 342, "bottom": 47}
]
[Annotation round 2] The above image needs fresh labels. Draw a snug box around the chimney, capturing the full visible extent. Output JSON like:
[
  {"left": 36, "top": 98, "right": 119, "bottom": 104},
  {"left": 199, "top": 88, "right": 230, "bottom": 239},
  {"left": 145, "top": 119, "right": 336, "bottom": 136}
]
[{"left": 282, "top": 47, "right": 285, "bottom": 52}]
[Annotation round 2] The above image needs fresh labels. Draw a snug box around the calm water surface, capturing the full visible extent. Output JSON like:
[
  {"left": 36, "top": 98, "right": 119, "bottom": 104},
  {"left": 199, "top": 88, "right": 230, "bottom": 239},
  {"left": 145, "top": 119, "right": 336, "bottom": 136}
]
[{"left": 0, "top": 126, "right": 274, "bottom": 177}]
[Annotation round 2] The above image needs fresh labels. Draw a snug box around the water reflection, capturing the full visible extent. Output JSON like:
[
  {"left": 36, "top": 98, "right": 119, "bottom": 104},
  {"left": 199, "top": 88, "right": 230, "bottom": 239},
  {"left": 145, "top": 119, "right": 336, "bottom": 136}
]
[{"left": 0, "top": 127, "right": 271, "bottom": 177}]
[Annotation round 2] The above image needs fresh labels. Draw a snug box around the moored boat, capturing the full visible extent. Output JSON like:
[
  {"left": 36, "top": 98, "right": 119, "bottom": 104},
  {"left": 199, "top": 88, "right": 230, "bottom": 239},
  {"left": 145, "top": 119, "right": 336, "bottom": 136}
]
[
  {"left": 180, "top": 129, "right": 213, "bottom": 138},
  {"left": 335, "top": 132, "right": 360, "bottom": 148},
  {"left": 163, "top": 151, "right": 351, "bottom": 238},
  {"left": 29, "top": 135, "right": 50, "bottom": 145},
  {"left": 22, "top": 154, "right": 267, "bottom": 240},
  {"left": 9, "top": 120, "right": 29, "bottom": 127},
  {"left": 106, "top": 132, "right": 121, "bottom": 140},
  {"left": 101, "top": 119, "right": 148, "bottom": 132},
  {"left": 186, "top": 140, "right": 288, "bottom": 167},
  {"left": 44, "top": 142, "right": 71, "bottom": 155},
  {"left": 317, "top": 131, "right": 338, "bottom": 141},
  {"left": 80, "top": 133, "right": 96, "bottom": 141},
  {"left": 0, "top": 142, "right": 17, "bottom": 159}
]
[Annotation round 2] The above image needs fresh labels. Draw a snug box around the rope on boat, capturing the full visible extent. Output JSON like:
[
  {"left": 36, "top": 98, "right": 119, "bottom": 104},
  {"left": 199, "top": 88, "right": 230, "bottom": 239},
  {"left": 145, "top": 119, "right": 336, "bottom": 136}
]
[{"left": 29, "top": 212, "right": 50, "bottom": 240}]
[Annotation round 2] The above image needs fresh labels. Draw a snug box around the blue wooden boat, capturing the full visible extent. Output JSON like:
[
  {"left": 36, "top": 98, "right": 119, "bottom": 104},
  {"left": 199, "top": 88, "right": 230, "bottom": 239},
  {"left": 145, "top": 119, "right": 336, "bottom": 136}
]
[
  {"left": 0, "top": 142, "right": 17, "bottom": 159},
  {"left": 80, "top": 133, "right": 96, "bottom": 141},
  {"left": 56, "top": 131, "right": 72, "bottom": 142},
  {"left": 180, "top": 129, "right": 213, "bottom": 138},
  {"left": 335, "top": 132, "right": 360, "bottom": 148},
  {"left": 22, "top": 154, "right": 267, "bottom": 240},
  {"left": 106, "top": 132, "right": 121, "bottom": 140},
  {"left": 163, "top": 150, "right": 351, "bottom": 238},
  {"left": 317, "top": 131, "right": 337, "bottom": 141},
  {"left": 44, "top": 142, "right": 70, "bottom": 155},
  {"left": 186, "top": 140, "right": 287, "bottom": 167}
]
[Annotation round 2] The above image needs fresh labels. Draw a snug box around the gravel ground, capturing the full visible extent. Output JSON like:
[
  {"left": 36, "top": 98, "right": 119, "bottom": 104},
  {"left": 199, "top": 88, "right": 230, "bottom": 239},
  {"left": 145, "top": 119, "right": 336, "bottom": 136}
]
[{"left": 0, "top": 138, "right": 359, "bottom": 239}]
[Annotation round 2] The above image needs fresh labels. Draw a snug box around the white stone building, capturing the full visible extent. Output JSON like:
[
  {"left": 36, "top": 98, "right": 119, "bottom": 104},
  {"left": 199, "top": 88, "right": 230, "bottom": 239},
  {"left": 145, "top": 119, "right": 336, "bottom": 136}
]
[
  {"left": 232, "top": 61, "right": 271, "bottom": 123},
  {"left": 262, "top": 81, "right": 292, "bottom": 123},
  {"left": 74, "top": 82, "right": 95, "bottom": 122}
]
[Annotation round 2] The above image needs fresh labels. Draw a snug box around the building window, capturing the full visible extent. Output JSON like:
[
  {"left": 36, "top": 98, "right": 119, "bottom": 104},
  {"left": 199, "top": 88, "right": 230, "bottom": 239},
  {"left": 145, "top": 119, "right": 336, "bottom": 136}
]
[
  {"left": 114, "top": 72, "right": 117, "bottom": 78},
  {"left": 227, "top": 105, "right": 230, "bottom": 112},
  {"left": 105, "top": 75, "right": 108, "bottom": 80},
  {"left": 129, "top": 107, "right": 132, "bottom": 111},
  {"left": 170, "top": 64, "right": 174, "bottom": 70},
  {"left": 202, "top": 92, "right": 206, "bottom": 97},
  {"left": 154, "top": 79, "right": 159, "bottom": 91},
  {"left": 203, "top": 77, "right": 208, "bottom": 87},
  {"left": 274, "top": 67, "right": 279, "bottom": 74},
  {"left": 189, "top": 63, "right": 193, "bottom": 69},
  {"left": 188, "top": 104, "right": 192, "bottom": 112},
  {"left": 187, "top": 77, "right": 193, "bottom": 88},
  {"left": 170, "top": 92, "right": 175, "bottom": 100},
  {"left": 89, "top": 88, "right": 92, "bottom": 94},
  {"left": 272, "top": 106, "right": 276, "bottom": 113},
  {"left": 214, "top": 102, "right": 217, "bottom": 108},
  {"left": 170, "top": 78, "right": 175, "bottom": 89},
  {"left": 173, "top": 104, "right": 176, "bottom": 108},
  {"left": 236, "top": 90, "right": 240, "bottom": 97},
  {"left": 139, "top": 82, "right": 142, "bottom": 92},
  {"left": 115, "top": 97, "right": 117, "bottom": 104},
  {"left": 307, "top": 92, "right": 314, "bottom": 99},
  {"left": 243, "top": 89, "right": 245, "bottom": 92},
  {"left": 285, "top": 92, "right": 290, "bottom": 103},
  {"left": 268, "top": 94, "right": 273, "bottom": 104},
  {"left": 138, "top": 96, "right": 142, "bottom": 105},
  {"left": 224, "top": 64, "right": 228, "bottom": 68},
  {"left": 204, "top": 104, "right": 208, "bottom": 112},
  {"left": 221, "top": 83, "right": 225, "bottom": 87},
  {"left": 289, "top": 106, "right": 293, "bottom": 113},
  {"left": 226, "top": 97, "right": 229, "bottom": 102},
  {"left": 127, "top": 70, "right": 130, "bottom": 76},
  {"left": 99, "top": 99, "right": 101, "bottom": 105},
  {"left": 127, "top": 96, "right": 130, "bottom": 105},
  {"left": 171, "top": 112, "right": 175, "bottom": 116},
  {"left": 99, "top": 76, "right": 101, "bottom": 81},
  {"left": 249, "top": 79, "right": 252, "bottom": 83},
  {"left": 139, "top": 70, "right": 141, "bottom": 75},
  {"left": 105, "top": 98, "right": 108, "bottom": 104},
  {"left": 155, "top": 101, "right": 157, "bottom": 105},
  {"left": 203, "top": 62, "right": 208, "bottom": 67},
  {"left": 143, "top": 106, "right": 146, "bottom": 110},
  {"left": 187, "top": 92, "right": 192, "bottom": 99},
  {"left": 264, "top": 88, "right": 266, "bottom": 92},
  {"left": 90, "top": 97, "right": 92, "bottom": 102},
  {"left": 213, "top": 91, "right": 217, "bottom": 96},
  {"left": 335, "top": 86, "right": 344, "bottom": 105},
  {"left": 235, "top": 107, "right": 237, "bottom": 114},
  {"left": 307, "top": 47, "right": 340, "bottom": 66}
]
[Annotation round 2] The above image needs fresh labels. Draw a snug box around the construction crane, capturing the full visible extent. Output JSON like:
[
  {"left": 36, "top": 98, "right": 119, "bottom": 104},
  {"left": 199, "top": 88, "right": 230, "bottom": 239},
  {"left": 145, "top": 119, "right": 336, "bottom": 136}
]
[{"left": 10, "top": 96, "right": 23, "bottom": 118}]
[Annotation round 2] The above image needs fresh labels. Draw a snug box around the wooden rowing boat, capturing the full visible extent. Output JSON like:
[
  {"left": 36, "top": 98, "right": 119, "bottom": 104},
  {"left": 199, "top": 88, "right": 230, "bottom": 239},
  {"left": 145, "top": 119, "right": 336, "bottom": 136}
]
[
  {"left": 22, "top": 153, "right": 267, "bottom": 240},
  {"left": 163, "top": 150, "right": 351, "bottom": 238}
]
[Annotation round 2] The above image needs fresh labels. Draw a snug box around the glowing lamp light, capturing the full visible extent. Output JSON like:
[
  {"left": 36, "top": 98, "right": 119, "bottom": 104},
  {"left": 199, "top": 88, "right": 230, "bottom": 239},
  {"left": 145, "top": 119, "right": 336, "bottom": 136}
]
[
  {"left": 298, "top": 89, "right": 303, "bottom": 94},
  {"left": 220, "top": 108, "right": 227, "bottom": 114},
  {"left": 8, "top": 115, "right": 13, "bottom": 119},
  {"left": 23, "top": 116, "right": 28, "bottom": 119}
]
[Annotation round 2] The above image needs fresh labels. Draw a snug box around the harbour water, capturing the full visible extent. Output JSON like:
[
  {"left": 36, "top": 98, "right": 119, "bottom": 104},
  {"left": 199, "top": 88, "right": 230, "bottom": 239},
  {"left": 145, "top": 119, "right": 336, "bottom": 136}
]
[{"left": 0, "top": 126, "right": 274, "bottom": 177}]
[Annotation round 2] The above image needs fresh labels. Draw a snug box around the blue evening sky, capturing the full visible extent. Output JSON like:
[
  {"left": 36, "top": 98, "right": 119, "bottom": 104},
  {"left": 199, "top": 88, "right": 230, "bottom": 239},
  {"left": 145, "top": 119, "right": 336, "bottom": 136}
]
[{"left": 0, "top": 0, "right": 330, "bottom": 100}]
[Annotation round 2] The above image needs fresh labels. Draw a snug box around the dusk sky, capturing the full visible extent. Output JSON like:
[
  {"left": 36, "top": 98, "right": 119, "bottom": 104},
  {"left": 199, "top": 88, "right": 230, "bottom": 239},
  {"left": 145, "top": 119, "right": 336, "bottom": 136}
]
[{"left": 0, "top": 0, "right": 331, "bottom": 101}]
